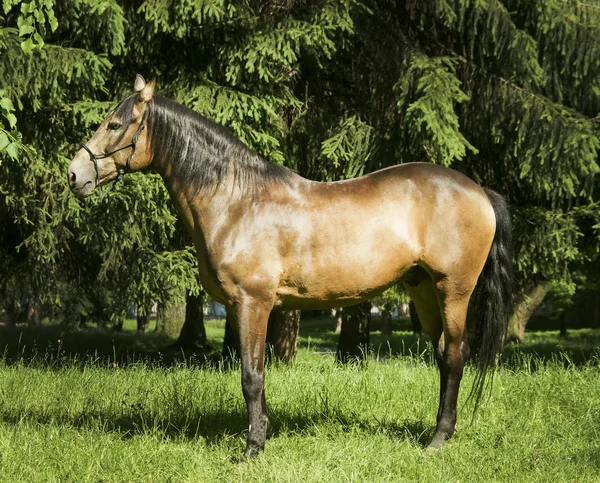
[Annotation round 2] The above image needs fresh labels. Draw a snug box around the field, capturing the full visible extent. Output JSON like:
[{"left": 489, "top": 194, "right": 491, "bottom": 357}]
[{"left": 0, "top": 318, "right": 599, "bottom": 482}]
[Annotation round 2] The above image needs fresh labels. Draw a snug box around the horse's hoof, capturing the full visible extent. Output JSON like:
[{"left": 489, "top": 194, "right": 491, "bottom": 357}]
[
  {"left": 426, "top": 433, "right": 448, "bottom": 450},
  {"left": 239, "top": 445, "right": 262, "bottom": 462}
]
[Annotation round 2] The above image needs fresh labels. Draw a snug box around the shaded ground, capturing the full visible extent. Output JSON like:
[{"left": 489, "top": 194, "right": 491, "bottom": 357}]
[{"left": 1, "top": 314, "right": 599, "bottom": 370}]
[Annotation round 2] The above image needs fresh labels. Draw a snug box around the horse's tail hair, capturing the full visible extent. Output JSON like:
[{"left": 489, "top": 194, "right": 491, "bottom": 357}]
[{"left": 467, "top": 188, "right": 514, "bottom": 413}]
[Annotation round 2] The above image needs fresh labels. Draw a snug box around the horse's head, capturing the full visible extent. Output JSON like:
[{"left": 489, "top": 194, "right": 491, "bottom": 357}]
[{"left": 68, "top": 74, "right": 155, "bottom": 197}]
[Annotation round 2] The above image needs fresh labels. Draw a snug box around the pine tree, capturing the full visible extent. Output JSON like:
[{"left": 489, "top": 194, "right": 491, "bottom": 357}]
[
  {"left": 1, "top": 1, "right": 359, "bottom": 354},
  {"left": 3, "top": 0, "right": 598, "bottom": 348},
  {"left": 293, "top": 0, "right": 600, "bottom": 342}
]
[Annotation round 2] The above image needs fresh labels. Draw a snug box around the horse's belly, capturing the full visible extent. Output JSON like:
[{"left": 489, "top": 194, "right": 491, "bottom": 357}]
[{"left": 275, "top": 227, "right": 418, "bottom": 309}]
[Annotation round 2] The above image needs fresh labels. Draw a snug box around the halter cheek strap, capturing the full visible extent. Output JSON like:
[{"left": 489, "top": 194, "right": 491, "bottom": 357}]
[{"left": 81, "top": 110, "right": 148, "bottom": 196}]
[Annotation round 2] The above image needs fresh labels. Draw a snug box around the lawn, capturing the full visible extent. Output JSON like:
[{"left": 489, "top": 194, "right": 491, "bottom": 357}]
[{"left": 0, "top": 318, "right": 599, "bottom": 482}]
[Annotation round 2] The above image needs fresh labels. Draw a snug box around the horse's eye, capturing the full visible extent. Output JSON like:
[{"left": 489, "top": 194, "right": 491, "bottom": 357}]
[{"left": 107, "top": 122, "right": 122, "bottom": 131}]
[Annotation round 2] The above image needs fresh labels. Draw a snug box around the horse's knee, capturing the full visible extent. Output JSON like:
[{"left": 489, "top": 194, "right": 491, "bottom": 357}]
[{"left": 447, "top": 337, "right": 469, "bottom": 368}]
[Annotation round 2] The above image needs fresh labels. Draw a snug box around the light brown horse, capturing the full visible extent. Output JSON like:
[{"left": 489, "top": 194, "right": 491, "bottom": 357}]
[{"left": 68, "top": 75, "right": 513, "bottom": 458}]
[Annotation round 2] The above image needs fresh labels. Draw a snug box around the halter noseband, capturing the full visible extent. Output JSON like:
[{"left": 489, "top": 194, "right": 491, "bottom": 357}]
[{"left": 81, "top": 109, "right": 148, "bottom": 195}]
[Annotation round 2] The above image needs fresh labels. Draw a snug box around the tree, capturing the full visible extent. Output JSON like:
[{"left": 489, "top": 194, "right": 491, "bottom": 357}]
[
  {"left": 266, "top": 310, "right": 302, "bottom": 363},
  {"left": 136, "top": 310, "right": 150, "bottom": 332},
  {"left": 289, "top": 0, "right": 600, "bottom": 342},
  {"left": 336, "top": 301, "right": 371, "bottom": 363},
  {"left": 222, "top": 316, "right": 240, "bottom": 365},
  {"left": 1, "top": 0, "right": 195, "bottom": 331},
  {"left": 3, "top": 0, "right": 599, "bottom": 350},
  {"left": 1, "top": 0, "right": 357, "bottom": 346},
  {"left": 506, "top": 281, "right": 552, "bottom": 343},
  {"left": 173, "top": 291, "right": 210, "bottom": 352},
  {"left": 372, "top": 285, "right": 411, "bottom": 336}
]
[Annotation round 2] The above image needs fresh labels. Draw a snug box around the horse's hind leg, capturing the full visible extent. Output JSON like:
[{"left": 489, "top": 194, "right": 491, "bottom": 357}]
[
  {"left": 427, "top": 281, "right": 473, "bottom": 448},
  {"left": 404, "top": 270, "right": 473, "bottom": 448},
  {"left": 403, "top": 275, "right": 446, "bottom": 435},
  {"left": 228, "top": 297, "right": 271, "bottom": 459},
  {"left": 403, "top": 275, "right": 443, "bottom": 350}
]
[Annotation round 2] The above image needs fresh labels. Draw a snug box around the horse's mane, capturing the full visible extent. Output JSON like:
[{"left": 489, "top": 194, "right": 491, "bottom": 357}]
[{"left": 114, "top": 93, "right": 295, "bottom": 195}]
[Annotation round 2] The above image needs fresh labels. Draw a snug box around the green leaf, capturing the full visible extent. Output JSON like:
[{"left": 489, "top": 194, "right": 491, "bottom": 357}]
[
  {"left": 0, "top": 132, "right": 9, "bottom": 151},
  {"left": 34, "top": 32, "right": 44, "bottom": 48},
  {"left": 21, "top": 38, "right": 35, "bottom": 54},
  {"left": 6, "top": 142, "right": 19, "bottom": 160},
  {"left": 19, "top": 23, "right": 35, "bottom": 36},
  {"left": 6, "top": 113, "right": 17, "bottom": 128},
  {"left": 21, "top": 2, "right": 32, "bottom": 15},
  {"left": 0, "top": 97, "right": 13, "bottom": 111},
  {"left": 49, "top": 14, "right": 58, "bottom": 32}
]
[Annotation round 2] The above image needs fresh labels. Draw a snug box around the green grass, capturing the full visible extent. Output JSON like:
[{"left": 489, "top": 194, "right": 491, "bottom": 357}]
[{"left": 0, "top": 319, "right": 599, "bottom": 482}]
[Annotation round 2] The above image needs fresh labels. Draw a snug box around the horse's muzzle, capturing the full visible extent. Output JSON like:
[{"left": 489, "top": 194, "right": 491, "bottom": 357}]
[{"left": 68, "top": 152, "right": 97, "bottom": 197}]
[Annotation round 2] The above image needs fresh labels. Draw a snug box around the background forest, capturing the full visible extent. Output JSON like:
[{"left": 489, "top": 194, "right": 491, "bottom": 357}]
[{"left": 2, "top": 0, "right": 600, "bottom": 346}]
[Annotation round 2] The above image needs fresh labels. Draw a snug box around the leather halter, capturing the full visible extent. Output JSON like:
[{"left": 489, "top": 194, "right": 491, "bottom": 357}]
[{"left": 81, "top": 109, "right": 148, "bottom": 193}]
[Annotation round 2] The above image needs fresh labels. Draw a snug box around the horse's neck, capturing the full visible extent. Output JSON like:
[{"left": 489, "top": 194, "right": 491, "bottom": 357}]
[
  {"left": 153, "top": 152, "right": 307, "bottom": 246},
  {"left": 156, "top": 162, "right": 229, "bottom": 239}
]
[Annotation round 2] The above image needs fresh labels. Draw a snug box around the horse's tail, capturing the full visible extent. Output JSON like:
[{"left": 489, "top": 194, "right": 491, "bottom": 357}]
[{"left": 467, "top": 188, "right": 514, "bottom": 412}]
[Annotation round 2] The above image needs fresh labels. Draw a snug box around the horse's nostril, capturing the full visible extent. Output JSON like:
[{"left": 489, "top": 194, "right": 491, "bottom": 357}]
[{"left": 69, "top": 171, "right": 76, "bottom": 183}]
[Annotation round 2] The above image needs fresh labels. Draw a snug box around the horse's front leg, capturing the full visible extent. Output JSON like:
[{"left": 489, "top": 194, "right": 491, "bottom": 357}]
[{"left": 229, "top": 296, "right": 272, "bottom": 459}]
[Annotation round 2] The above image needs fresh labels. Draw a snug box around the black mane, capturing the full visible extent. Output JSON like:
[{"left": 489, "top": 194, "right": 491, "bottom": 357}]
[{"left": 115, "top": 93, "right": 295, "bottom": 195}]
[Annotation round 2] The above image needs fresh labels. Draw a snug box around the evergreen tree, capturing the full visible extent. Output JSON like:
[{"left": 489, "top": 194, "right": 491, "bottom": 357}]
[
  {"left": 290, "top": 0, "right": 600, "bottom": 342},
  {"left": 2, "top": 0, "right": 599, "bottom": 348},
  {"left": 1, "top": 1, "right": 359, "bottom": 350}
]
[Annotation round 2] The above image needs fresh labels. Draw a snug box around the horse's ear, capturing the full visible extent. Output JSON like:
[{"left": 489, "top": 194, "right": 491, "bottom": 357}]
[
  {"left": 134, "top": 74, "right": 155, "bottom": 103},
  {"left": 138, "top": 79, "right": 155, "bottom": 103},
  {"left": 134, "top": 74, "right": 146, "bottom": 93}
]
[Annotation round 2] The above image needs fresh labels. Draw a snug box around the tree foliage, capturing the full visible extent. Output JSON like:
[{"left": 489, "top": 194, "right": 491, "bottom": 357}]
[
  {"left": 289, "top": 0, "right": 600, "bottom": 302},
  {"left": 0, "top": 0, "right": 358, "bottom": 324},
  {"left": 1, "top": 0, "right": 599, "bottom": 326}
]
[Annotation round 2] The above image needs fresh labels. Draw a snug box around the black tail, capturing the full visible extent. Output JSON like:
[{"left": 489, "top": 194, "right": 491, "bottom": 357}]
[{"left": 467, "top": 188, "right": 514, "bottom": 411}]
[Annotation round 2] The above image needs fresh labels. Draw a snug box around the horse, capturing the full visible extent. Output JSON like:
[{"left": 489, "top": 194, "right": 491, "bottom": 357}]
[{"left": 68, "top": 75, "right": 513, "bottom": 458}]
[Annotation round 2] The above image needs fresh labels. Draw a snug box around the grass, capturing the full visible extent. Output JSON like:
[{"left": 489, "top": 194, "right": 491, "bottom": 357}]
[{"left": 0, "top": 318, "right": 599, "bottom": 482}]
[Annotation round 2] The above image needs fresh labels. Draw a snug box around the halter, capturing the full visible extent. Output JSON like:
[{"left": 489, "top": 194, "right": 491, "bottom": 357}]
[{"left": 81, "top": 109, "right": 148, "bottom": 197}]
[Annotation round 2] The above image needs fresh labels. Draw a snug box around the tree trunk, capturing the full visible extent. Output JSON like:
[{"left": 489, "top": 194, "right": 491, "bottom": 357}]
[
  {"left": 5, "top": 299, "right": 19, "bottom": 327},
  {"left": 222, "top": 315, "right": 240, "bottom": 365},
  {"left": 136, "top": 307, "right": 150, "bottom": 332},
  {"left": 381, "top": 303, "right": 393, "bottom": 335},
  {"left": 155, "top": 301, "right": 186, "bottom": 334},
  {"left": 336, "top": 301, "right": 371, "bottom": 363},
  {"left": 560, "top": 310, "right": 568, "bottom": 338},
  {"left": 26, "top": 300, "right": 41, "bottom": 327},
  {"left": 302, "top": 309, "right": 325, "bottom": 319},
  {"left": 173, "top": 291, "right": 210, "bottom": 351},
  {"left": 334, "top": 308, "right": 343, "bottom": 334},
  {"left": 112, "top": 318, "right": 124, "bottom": 332},
  {"left": 266, "top": 310, "right": 301, "bottom": 363},
  {"left": 409, "top": 300, "right": 422, "bottom": 335},
  {"left": 398, "top": 302, "right": 409, "bottom": 318},
  {"left": 506, "top": 281, "right": 552, "bottom": 343}
]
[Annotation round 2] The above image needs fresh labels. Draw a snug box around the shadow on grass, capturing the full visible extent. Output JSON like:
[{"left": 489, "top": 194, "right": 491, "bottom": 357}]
[
  {"left": 2, "top": 321, "right": 598, "bottom": 452},
  {"left": 2, "top": 320, "right": 599, "bottom": 371},
  {"left": 302, "top": 316, "right": 600, "bottom": 368},
  {"left": 501, "top": 329, "right": 600, "bottom": 369},
  {"left": 0, "top": 315, "right": 434, "bottom": 369},
  {"left": 0, "top": 399, "right": 432, "bottom": 449},
  {"left": 0, "top": 320, "right": 436, "bottom": 449},
  {"left": 0, "top": 323, "right": 220, "bottom": 368}
]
